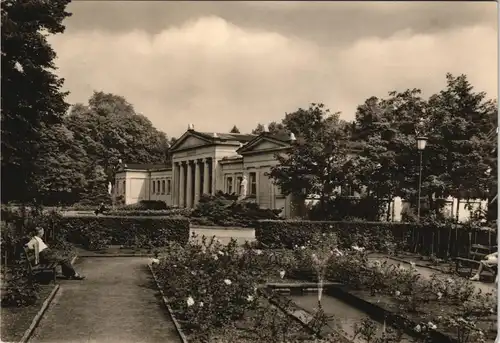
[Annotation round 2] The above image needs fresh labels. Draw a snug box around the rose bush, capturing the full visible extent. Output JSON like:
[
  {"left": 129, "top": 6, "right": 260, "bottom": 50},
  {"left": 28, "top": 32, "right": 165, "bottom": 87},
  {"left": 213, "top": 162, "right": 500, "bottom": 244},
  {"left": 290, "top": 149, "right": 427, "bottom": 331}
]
[{"left": 153, "top": 230, "right": 496, "bottom": 343}]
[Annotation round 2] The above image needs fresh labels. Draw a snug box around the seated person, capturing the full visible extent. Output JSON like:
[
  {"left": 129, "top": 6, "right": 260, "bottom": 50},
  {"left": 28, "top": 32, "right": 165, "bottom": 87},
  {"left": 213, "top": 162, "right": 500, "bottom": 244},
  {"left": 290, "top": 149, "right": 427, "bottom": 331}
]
[
  {"left": 26, "top": 227, "right": 85, "bottom": 280},
  {"left": 470, "top": 251, "right": 498, "bottom": 281}
]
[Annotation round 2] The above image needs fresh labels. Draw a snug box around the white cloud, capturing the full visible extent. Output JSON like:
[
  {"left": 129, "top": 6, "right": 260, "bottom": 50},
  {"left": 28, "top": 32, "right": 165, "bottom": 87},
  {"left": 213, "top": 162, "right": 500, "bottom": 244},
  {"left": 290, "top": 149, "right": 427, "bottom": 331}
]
[{"left": 50, "top": 16, "right": 497, "bottom": 138}]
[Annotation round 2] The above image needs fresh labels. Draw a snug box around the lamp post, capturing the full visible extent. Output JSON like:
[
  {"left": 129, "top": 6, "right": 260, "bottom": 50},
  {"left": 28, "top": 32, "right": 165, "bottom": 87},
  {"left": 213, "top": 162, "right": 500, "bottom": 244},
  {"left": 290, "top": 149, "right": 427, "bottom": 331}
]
[{"left": 416, "top": 136, "right": 428, "bottom": 221}]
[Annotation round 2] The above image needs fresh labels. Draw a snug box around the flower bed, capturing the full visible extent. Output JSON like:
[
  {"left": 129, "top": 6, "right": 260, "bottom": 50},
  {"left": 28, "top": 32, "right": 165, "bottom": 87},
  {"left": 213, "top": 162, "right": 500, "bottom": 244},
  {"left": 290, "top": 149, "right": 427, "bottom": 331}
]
[{"left": 152, "top": 231, "right": 497, "bottom": 343}]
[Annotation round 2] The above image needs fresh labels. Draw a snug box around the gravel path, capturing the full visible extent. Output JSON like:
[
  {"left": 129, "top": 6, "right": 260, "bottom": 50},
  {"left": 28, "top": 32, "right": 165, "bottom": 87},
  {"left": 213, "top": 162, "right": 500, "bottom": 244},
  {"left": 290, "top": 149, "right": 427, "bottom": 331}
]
[{"left": 29, "top": 257, "right": 181, "bottom": 343}]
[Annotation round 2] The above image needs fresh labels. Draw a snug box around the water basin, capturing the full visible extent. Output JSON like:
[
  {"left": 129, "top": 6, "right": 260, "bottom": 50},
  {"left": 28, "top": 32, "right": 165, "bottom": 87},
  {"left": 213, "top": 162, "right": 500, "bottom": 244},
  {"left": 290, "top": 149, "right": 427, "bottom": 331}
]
[{"left": 289, "top": 294, "right": 412, "bottom": 343}]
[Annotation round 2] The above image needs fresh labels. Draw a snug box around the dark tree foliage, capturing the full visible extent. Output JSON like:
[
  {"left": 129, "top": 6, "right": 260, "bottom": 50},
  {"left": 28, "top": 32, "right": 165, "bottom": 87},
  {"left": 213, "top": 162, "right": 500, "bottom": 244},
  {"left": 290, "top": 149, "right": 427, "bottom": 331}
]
[
  {"left": 229, "top": 125, "right": 240, "bottom": 133},
  {"left": 1, "top": 0, "right": 72, "bottom": 203}
]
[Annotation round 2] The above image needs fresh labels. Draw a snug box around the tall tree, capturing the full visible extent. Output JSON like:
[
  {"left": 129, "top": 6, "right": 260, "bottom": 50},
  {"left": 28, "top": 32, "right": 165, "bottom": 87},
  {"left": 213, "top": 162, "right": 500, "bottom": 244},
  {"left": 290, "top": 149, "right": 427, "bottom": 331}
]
[
  {"left": 1, "top": 0, "right": 72, "bottom": 203},
  {"left": 65, "top": 92, "right": 170, "bottom": 202},
  {"left": 268, "top": 104, "right": 354, "bottom": 215},
  {"left": 229, "top": 125, "right": 240, "bottom": 133},
  {"left": 352, "top": 74, "right": 497, "bottom": 218}
]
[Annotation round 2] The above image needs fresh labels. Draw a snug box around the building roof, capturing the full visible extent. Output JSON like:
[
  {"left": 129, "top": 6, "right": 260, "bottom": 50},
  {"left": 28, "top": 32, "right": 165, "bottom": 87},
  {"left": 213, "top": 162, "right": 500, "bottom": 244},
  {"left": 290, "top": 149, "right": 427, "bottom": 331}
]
[
  {"left": 196, "top": 131, "right": 256, "bottom": 143},
  {"left": 121, "top": 163, "right": 171, "bottom": 171}
]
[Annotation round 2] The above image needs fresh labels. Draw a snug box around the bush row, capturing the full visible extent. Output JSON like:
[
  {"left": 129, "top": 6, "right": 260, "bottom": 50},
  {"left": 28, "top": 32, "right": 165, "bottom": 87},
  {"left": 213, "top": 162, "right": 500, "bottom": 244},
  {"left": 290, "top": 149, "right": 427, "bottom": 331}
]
[
  {"left": 60, "top": 216, "right": 190, "bottom": 250},
  {"left": 255, "top": 220, "right": 411, "bottom": 252},
  {"left": 104, "top": 208, "right": 192, "bottom": 217},
  {"left": 254, "top": 220, "right": 495, "bottom": 258}
]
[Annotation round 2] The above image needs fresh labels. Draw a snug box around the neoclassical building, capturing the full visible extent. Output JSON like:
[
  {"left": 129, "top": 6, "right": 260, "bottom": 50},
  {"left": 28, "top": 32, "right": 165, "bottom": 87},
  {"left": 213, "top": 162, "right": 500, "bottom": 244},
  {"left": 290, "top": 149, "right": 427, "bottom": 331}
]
[
  {"left": 114, "top": 125, "right": 487, "bottom": 222},
  {"left": 114, "top": 125, "right": 297, "bottom": 216}
]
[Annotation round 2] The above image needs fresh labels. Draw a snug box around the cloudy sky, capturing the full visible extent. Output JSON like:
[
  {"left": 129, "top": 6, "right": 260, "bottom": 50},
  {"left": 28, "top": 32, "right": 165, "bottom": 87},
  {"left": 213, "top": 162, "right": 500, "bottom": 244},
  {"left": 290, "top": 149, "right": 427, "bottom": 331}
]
[{"left": 50, "top": 1, "right": 498, "bottom": 138}]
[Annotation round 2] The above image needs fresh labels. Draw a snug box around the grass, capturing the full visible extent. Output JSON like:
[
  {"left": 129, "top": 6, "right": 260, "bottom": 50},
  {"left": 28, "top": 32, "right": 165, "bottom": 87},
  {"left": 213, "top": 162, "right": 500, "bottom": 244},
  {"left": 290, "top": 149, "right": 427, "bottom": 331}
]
[{"left": 1, "top": 284, "right": 54, "bottom": 342}]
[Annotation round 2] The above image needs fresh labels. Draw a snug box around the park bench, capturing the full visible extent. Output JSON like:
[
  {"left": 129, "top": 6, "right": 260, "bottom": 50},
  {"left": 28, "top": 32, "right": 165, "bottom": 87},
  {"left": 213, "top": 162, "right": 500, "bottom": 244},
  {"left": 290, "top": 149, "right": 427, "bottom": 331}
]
[
  {"left": 23, "top": 242, "right": 57, "bottom": 284},
  {"left": 454, "top": 244, "right": 497, "bottom": 278}
]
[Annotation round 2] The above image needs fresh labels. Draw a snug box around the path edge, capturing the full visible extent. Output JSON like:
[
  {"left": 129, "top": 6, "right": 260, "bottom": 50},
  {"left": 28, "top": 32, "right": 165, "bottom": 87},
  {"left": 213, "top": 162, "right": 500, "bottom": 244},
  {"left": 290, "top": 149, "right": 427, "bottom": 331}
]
[
  {"left": 148, "top": 264, "right": 189, "bottom": 343},
  {"left": 18, "top": 284, "right": 60, "bottom": 343}
]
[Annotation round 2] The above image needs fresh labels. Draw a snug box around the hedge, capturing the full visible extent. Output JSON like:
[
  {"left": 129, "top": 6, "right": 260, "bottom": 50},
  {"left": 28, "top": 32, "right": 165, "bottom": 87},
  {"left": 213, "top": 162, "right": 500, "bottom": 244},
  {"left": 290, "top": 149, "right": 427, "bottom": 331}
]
[
  {"left": 255, "top": 220, "right": 413, "bottom": 251},
  {"left": 255, "top": 220, "right": 495, "bottom": 258},
  {"left": 103, "top": 209, "right": 192, "bottom": 217},
  {"left": 59, "top": 215, "right": 190, "bottom": 250}
]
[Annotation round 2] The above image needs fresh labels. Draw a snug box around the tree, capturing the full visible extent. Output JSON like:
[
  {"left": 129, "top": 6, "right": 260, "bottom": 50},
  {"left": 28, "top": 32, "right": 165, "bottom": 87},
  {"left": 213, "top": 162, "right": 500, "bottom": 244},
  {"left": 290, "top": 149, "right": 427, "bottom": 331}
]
[
  {"left": 229, "top": 125, "right": 240, "bottom": 133},
  {"left": 268, "top": 104, "right": 354, "bottom": 216},
  {"left": 425, "top": 74, "right": 496, "bottom": 218},
  {"left": 32, "top": 123, "right": 89, "bottom": 205},
  {"left": 352, "top": 74, "right": 497, "bottom": 219},
  {"left": 1, "top": 0, "right": 72, "bottom": 203},
  {"left": 64, "top": 92, "right": 170, "bottom": 203},
  {"left": 252, "top": 121, "right": 286, "bottom": 135}
]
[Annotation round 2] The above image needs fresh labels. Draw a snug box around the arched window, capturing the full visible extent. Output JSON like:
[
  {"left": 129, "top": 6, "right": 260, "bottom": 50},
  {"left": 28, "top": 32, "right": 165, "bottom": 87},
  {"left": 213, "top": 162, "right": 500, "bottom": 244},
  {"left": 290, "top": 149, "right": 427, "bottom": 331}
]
[
  {"left": 162, "top": 180, "right": 166, "bottom": 194},
  {"left": 152, "top": 180, "right": 156, "bottom": 194},
  {"left": 157, "top": 180, "right": 160, "bottom": 194}
]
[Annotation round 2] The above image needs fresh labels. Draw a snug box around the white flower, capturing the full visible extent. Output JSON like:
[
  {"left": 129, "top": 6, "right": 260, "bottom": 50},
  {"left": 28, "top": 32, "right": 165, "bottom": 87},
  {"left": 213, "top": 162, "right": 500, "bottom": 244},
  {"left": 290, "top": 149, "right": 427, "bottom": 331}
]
[
  {"left": 224, "top": 279, "right": 232, "bottom": 285},
  {"left": 332, "top": 248, "right": 344, "bottom": 257},
  {"left": 395, "top": 290, "right": 401, "bottom": 297},
  {"left": 279, "top": 270, "right": 286, "bottom": 279},
  {"left": 187, "top": 296, "right": 195, "bottom": 307},
  {"left": 199, "top": 302, "right": 204, "bottom": 307},
  {"left": 173, "top": 264, "right": 177, "bottom": 268},
  {"left": 437, "top": 292, "right": 443, "bottom": 300},
  {"left": 446, "top": 278, "right": 454, "bottom": 284},
  {"left": 414, "top": 324, "right": 421, "bottom": 332},
  {"left": 213, "top": 254, "right": 219, "bottom": 261},
  {"left": 149, "top": 258, "right": 160, "bottom": 265},
  {"left": 352, "top": 245, "right": 365, "bottom": 252},
  {"left": 293, "top": 244, "right": 298, "bottom": 249},
  {"left": 14, "top": 61, "right": 23, "bottom": 73},
  {"left": 300, "top": 246, "right": 306, "bottom": 250},
  {"left": 246, "top": 295, "right": 254, "bottom": 302},
  {"left": 218, "top": 250, "right": 225, "bottom": 256},
  {"left": 191, "top": 271, "right": 197, "bottom": 276},
  {"left": 255, "top": 249, "right": 263, "bottom": 255},
  {"left": 427, "top": 322, "right": 437, "bottom": 330}
]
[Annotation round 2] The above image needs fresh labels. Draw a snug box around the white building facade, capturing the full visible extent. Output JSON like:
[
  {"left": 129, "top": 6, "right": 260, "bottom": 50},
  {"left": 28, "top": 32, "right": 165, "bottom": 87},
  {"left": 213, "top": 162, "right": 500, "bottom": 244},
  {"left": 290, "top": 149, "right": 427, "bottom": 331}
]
[{"left": 114, "top": 126, "right": 487, "bottom": 222}]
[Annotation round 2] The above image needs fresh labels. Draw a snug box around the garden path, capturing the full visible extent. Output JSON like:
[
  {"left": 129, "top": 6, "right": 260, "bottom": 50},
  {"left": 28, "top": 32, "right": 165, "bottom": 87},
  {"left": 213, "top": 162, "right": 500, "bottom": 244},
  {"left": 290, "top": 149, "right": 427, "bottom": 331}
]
[{"left": 28, "top": 257, "right": 181, "bottom": 343}]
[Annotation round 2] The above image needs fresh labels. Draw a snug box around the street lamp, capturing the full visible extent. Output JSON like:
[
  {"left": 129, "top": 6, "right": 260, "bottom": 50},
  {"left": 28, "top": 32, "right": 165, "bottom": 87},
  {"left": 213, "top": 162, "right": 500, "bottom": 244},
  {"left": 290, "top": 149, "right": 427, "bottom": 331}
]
[{"left": 416, "top": 136, "right": 428, "bottom": 221}]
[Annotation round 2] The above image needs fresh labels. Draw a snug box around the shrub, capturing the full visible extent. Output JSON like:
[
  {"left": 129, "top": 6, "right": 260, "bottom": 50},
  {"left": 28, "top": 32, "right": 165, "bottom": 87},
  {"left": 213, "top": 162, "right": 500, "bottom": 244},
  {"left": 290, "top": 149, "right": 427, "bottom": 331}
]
[
  {"left": 59, "top": 215, "right": 190, "bottom": 250},
  {"left": 120, "top": 200, "right": 168, "bottom": 210},
  {"left": 255, "top": 220, "right": 411, "bottom": 252},
  {"left": 191, "top": 195, "right": 280, "bottom": 227}
]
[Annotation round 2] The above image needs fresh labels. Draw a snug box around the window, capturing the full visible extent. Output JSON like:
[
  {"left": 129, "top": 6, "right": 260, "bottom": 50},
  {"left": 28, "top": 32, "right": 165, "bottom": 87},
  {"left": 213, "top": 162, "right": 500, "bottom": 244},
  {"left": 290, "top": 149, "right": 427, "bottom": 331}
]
[
  {"left": 275, "top": 184, "right": 283, "bottom": 197},
  {"left": 162, "top": 180, "right": 166, "bottom": 194},
  {"left": 122, "top": 181, "right": 126, "bottom": 195},
  {"left": 226, "top": 177, "right": 233, "bottom": 194},
  {"left": 167, "top": 180, "right": 171, "bottom": 195},
  {"left": 157, "top": 180, "right": 160, "bottom": 194},
  {"left": 152, "top": 180, "right": 156, "bottom": 194},
  {"left": 249, "top": 172, "right": 257, "bottom": 195}
]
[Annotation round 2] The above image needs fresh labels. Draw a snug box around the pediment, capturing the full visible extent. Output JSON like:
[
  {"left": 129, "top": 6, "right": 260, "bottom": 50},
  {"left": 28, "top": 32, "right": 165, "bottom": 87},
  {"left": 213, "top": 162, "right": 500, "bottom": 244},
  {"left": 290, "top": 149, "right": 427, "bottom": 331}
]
[
  {"left": 170, "top": 132, "right": 212, "bottom": 151},
  {"left": 238, "top": 136, "right": 290, "bottom": 155}
]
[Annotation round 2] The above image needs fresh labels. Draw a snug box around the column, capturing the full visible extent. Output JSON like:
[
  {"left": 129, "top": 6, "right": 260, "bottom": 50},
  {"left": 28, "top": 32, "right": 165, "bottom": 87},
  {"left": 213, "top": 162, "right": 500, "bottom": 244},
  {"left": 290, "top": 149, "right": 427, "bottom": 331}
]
[
  {"left": 179, "top": 162, "right": 185, "bottom": 208},
  {"left": 211, "top": 158, "right": 217, "bottom": 195},
  {"left": 186, "top": 160, "right": 193, "bottom": 208},
  {"left": 172, "top": 162, "right": 178, "bottom": 206},
  {"left": 194, "top": 160, "right": 201, "bottom": 206},
  {"left": 203, "top": 158, "right": 210, "bottom": 195}
]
